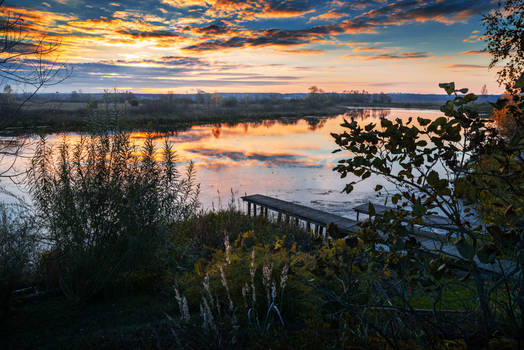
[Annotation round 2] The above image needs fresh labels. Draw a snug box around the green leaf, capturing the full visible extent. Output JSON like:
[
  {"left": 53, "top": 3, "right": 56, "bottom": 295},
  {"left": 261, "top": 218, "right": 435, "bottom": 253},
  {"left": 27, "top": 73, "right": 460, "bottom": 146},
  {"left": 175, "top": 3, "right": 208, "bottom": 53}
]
[
  {"left": 375, "top": 184, "right": 383, "bottom": 191},
  {"left": 455, "top": 237, "right": 475, "bottom": 260},
  {"left": 515, "top": 72, "right": 524, "bottom": 88},
  {"left": 392, "top": 193, "right": 401, "bottom": 204},
  {"left": 417, "top": 117, "right": 431, "bottom": 127},
  {"left": 477, "top": 245, "right": 496, "bottom": 264},
  {"left": 413, "top": 202, "right": 426, "bottom": 216},
  {"left": 464, "top": 93, "right": 477, "bottom": 103},
  {"left": 439, "top": 82, "right": 455, "bottom": 95},
  {"left": 427, "top": 170, "right": 440, "bottom": 186}
]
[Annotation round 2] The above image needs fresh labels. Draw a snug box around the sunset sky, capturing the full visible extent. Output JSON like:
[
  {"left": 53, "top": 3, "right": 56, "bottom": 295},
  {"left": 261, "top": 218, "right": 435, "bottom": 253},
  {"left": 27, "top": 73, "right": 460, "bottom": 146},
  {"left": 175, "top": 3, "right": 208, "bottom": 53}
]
[{"left": 3, "top": 0, "right": 502, "bottom": 94}]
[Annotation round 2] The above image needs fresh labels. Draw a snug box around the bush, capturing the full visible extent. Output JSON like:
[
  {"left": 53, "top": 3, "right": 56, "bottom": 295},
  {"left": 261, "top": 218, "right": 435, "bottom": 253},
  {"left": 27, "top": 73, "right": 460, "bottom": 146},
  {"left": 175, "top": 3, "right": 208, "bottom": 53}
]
[
  {"left": 331, "top": 83, "right": 524, "bottom": 346},
  {"left": 0, "top": 202, "right": 36, "bottom": 321},
  {"left": 28, "top": 131, "right": 199, "bottom": 302}
]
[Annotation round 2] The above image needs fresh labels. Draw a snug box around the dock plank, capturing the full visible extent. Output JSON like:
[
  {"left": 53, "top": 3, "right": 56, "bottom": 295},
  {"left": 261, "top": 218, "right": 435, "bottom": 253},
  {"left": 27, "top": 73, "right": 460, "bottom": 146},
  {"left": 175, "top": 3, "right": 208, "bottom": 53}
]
[
  {"left": 242, "top": 194, "right": 360, "bottom": 233},
  {"left": 353, "top": 203, "right": 459, "bottom": 231}
]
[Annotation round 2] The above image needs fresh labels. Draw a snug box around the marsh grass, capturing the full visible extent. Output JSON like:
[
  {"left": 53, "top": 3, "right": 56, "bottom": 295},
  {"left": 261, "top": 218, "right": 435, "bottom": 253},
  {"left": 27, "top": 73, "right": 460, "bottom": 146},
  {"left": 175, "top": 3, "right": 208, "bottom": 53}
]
[
  {"left": 0, "top": 202, "right": 36, "bottom": 321},
  {"left": 28, "top": 130, "right": 199, "bottom": 302}
]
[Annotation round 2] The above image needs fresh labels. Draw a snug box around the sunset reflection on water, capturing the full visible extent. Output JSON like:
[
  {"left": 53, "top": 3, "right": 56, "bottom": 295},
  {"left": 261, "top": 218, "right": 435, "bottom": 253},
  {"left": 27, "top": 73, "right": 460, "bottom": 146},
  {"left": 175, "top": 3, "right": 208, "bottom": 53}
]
[
  {"left": 127, "top": 108, "right": 443, "bottom": 216},
  {"left": 6, "top": 108, "right": 444, "bottom": 218}
]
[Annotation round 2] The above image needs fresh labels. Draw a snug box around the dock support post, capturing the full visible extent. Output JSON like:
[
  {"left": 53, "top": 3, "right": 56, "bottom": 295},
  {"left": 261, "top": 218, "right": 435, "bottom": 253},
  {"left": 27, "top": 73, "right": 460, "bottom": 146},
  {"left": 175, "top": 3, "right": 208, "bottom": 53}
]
[
  {"left": 254, "top": 205, "right": 257, "bottom": 217},
  {"left": 277, "top": 212, "right": 282, "bottom": 223},
  {"left": 248, "top": 202, "right": 251, "bottom": 216},
  {"left": 306, "top": 222, "right": 311, "bottom": 232},
  {"left": 356, "top": 211, "right": 360, "bottom": 221},
  {"left": 295, "top": 217, "right": 299, "bottom": 226},
  {"left": 265, "top": 207, "right": 268, "bottom": 218}
]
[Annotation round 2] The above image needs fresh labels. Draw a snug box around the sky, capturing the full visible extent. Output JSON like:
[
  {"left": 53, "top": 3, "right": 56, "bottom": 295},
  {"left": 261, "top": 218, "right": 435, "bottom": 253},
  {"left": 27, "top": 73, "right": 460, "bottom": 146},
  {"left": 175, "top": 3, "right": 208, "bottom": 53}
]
[{"left": 2, "top": 0, "right": 502, "bottom": 94}]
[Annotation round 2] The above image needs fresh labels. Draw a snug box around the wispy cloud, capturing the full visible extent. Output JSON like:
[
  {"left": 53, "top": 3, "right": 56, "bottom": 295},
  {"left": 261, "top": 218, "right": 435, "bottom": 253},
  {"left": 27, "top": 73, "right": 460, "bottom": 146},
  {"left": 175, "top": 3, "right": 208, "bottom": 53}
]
[
  {"left": 444, "top": 64, "right": 487, "bottom": 69},
  {"left": 346, "top": 51, "right": 432, "bottom": 61}
]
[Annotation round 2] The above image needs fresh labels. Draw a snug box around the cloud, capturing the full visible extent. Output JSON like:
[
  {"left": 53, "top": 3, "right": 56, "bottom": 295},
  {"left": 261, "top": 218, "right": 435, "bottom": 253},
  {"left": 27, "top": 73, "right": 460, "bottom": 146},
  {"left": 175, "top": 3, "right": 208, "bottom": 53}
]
[
  {"left": 347, "top": 51, "right": 432, "bottom": 60},
  {"left": 352, "top": 46, "right": 382, "bottom": 52},
  {"left": 463, "top": 32, "right": 487, "bottom": 43},
  {"left": 309, "top": 12, "right": 345, "bottom": 21},
  {"left": 461, "top": 50, "right": 488, "bottom": 55},
  {"left": 280, "top": 49, "right": 324, "bottom": 55},
  {"left": 360, "top": 0, "right": 495, "bottom": 26},
  {"left": 444, "top": 64, "right": 487, "bottom": 69},
  {"left": 161, "top": 0, "right": 208, "bottom": 7},
  {"left": 183, "top": 20, "right": 375, "bottom": 51},
  {"left": 53, "top": 55, "right": 302, "bottom": 91}
]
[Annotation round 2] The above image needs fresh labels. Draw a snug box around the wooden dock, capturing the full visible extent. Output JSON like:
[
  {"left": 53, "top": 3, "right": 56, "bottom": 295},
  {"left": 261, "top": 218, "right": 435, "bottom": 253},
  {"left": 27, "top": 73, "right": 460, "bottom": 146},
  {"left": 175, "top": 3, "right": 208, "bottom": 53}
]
[
  {"left": 241, "top": 194, "right": 511, "bottom": 275},
  {"left": 353, "top": 203, "right": 458, "bottom": 231},
  {"left": 241, "top": 194, "right": 359, "bottom": 235}
]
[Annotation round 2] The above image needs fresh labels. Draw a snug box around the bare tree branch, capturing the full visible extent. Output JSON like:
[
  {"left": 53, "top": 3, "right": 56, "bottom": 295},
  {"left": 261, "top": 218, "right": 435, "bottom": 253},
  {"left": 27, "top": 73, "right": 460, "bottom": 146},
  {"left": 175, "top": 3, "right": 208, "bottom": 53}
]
[{"left": 0, "top": 1, "right": 70, "bottom": 182}]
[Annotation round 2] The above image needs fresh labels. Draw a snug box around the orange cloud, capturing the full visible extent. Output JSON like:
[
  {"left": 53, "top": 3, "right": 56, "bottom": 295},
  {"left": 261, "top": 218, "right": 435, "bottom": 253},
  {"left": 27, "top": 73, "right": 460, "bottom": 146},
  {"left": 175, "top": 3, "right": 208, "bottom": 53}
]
[
  {"left": 444, "top": 64, "right": 487, "bottom": 69},
  {"left": 310, "top": 12, "right": 345, "bottom": 21}
]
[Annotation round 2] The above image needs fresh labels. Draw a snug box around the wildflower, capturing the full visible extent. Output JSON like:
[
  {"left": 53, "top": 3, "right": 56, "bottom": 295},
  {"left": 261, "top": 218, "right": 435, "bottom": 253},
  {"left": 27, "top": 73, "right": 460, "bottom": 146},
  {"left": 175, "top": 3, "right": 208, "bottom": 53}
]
[
  {"left": 241, "top": 283, "right": 249, "bottom": 309},
  {"left": 203, "top": 273, "right": 215, "bottom": 310},
  {"left": 202, "top": 296, "right": 217, "bottom": 333},
  {"left": 220, "top": 266, "right": 234, "bottom": 312},
  {"left": 280, "top": 264, "right": 289, "bottom": 291},
  {"left": 250, "top": 248, "right": 256, "bottom": 306},
  {"left": 263, "top": 262, "right": 273, "bottom": 306},
  {"left": 182, "top": 296, "right": 190, "bottom": 323},
  {"left": 174, "top": 287, "right": 190, "bottom": 322},
  {"left": 224, "top": 231, "right": 231, "bottom": 265}
]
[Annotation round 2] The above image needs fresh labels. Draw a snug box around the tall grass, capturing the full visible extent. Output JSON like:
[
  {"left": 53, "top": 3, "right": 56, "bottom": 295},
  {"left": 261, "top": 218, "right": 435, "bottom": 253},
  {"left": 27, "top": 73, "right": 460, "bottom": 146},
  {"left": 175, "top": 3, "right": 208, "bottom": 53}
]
[
  {"left": 28, "top": 131, "right": 199, "bottom": 302},
  {"left": 0, "top": 202, "right": 36, "bottom": 321}
]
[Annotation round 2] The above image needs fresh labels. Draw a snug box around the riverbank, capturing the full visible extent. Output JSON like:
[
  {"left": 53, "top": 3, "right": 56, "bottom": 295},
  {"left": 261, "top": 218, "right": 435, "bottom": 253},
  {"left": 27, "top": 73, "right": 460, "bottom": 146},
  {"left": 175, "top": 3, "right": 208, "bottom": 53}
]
[{"left": 0, "top": 100, "right": 454, "bottom": 135}]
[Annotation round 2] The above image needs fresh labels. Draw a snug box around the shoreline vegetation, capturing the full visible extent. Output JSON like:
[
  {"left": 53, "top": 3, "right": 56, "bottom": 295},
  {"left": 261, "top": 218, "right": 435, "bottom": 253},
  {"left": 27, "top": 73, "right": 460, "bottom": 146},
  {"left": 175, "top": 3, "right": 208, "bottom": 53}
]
[{"left": 0, "top": 91, "right": 495, "bottom": 134}]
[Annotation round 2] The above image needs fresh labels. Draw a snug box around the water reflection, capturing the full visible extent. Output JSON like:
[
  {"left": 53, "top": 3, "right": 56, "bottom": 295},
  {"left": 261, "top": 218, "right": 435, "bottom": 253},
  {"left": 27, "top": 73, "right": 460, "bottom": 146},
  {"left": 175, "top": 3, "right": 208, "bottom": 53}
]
[{"left": 2, "top": 108, "right": 444, "bottom": 218}]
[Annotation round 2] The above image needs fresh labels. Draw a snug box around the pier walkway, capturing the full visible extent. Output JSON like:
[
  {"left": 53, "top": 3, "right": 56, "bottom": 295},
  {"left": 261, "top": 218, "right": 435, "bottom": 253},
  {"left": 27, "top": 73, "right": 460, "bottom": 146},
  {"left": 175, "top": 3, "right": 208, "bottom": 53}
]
[
  {"left": 241, "top": 194, "right": 512, "bottom": 275},
  {"left": 241, "top": 194, "right": 359, "bottom": 235}
]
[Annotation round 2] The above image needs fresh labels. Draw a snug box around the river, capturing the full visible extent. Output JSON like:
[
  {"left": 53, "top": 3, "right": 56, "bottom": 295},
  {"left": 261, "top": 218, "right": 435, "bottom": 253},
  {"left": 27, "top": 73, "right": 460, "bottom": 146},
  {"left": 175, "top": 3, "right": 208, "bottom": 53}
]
[{"left": 1, "top": 107, "right": 444, "bottom": 220}]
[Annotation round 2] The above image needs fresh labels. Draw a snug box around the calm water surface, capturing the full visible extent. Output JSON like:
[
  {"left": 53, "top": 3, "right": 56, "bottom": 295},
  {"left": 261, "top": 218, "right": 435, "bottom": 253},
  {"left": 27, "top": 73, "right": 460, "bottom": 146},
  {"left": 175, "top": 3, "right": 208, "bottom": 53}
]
[{"left": 4, "top": 108, "right": 443, "bottom": 220}]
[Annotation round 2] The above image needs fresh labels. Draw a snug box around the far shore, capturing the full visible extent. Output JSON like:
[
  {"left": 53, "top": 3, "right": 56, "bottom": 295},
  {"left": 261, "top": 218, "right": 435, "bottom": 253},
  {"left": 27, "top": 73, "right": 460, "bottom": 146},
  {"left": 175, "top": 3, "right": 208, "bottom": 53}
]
[{"left": 0, "top": 99, "right": 492, "bottom": 135}]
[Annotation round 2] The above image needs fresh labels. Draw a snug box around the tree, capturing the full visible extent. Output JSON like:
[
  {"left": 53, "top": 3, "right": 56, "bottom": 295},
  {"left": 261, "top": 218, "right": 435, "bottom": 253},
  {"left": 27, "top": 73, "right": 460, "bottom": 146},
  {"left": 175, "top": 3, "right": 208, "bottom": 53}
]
[
  {"left": 482, "top": 0, "right": 524, "bottom": 88},
  {"left": 0, "top": 0, "right": 70, "bottom": 112},
  {"left": 332, "top": 83, "right": 524, "bottom": 346},
  {"left": 0, "top": 0, "right": 69, "bottom": 180}
]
